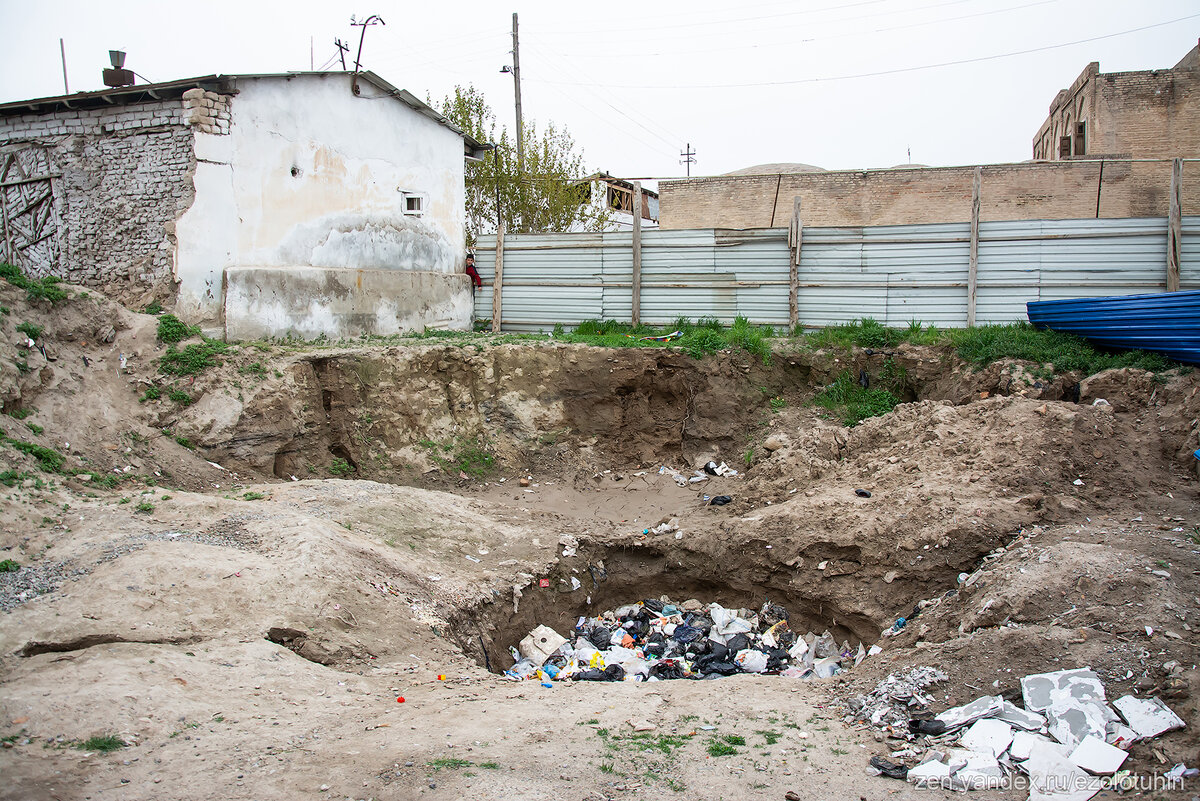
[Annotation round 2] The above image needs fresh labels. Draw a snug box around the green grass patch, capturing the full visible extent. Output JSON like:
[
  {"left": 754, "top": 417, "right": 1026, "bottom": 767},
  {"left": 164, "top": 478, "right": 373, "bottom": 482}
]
[
  {"left": 813, "top": 372, "right": 901, "bottom": 426},
  {"left": 242, "top": 491, "right": 267, "bottom": 501},
  {"left": 1, "top": 435, "right": 66, "bottom": 472},
  {"left": 135, "top": 501, "right": 154, "bottom": 513},
  {"left": 755, "top": 729, "right": 781, "bottom": 745},
  {"left": 5, "top": 407, "right": 34, "bottom": 420},
  {"left": 418, "top": 436, "right": 496, "bottom": 477},
  {"left": 947, "top": 322, "right": 1172, "bottom": 374},
  {"left": 167, "top": 389, "right": 192, "bottom": 406},
  {"left": 329, "top": 458, "right": 354, "bottom": 477},
  {"left": 75, "top": 734, "right": 125, "bottom": 753},
  {"left": 139, "top": 386, "right": 161, "bottom": 402},
  {"left": 174, "top": 436, "right": 195, "bottom": 450},
  {"left": 0, "top": 469, "right": 31, "bottom": 487},
  {"left": 16, "top": 321, "right": 43, "bottom": 340},
  {"left": 706, "top": 739, "right": 738, "bottom": 757},
  {"left": 25, "top": 422, "right": 43, "bottom": 435},
  {"left": 479, "top": 761, "right": 500, "bottom": 769},
  {"left": 428, "top": 757, "right": 472, "bottom": 770},
  {"left": 156, "top": 314, "right": 200, "bottom": 344},
  {"left": 1, "top": 263, "right": 68, "bottom": 304},
  {"left": 797, "top": 318, "right": 1175, "bottom": 376},
  {"left": 158, "top": 339, "right": 228, "bottom": 376},
  {"left": 0, "top": 559, "right": 20, "bottom": 572},
  {"left": 142, "top": 301, "right": 163, "bottom": 315}
]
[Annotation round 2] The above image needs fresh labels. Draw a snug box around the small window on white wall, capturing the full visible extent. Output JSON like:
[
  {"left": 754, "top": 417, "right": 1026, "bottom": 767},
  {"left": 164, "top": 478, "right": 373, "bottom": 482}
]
[{"left": 402, "top": 192, "right": 426, "bottom": 215}]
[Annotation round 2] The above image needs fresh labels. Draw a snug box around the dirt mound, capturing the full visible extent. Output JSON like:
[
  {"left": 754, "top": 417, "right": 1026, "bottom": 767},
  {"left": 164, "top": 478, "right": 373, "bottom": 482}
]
[{"left": 2, "top": 277, "right": 1199, "bottom": 800}]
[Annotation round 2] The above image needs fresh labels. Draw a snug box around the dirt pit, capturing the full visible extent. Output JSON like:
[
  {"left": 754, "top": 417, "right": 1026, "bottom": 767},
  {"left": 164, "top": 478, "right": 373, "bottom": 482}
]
[{"left": 2, "top": 282, "right": 1200, "bottom": 800}]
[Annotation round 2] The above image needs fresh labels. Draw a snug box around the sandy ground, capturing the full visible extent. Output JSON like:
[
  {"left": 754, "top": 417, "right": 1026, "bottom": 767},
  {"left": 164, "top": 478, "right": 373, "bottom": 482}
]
[{"left": 1, "top": 280, "right": 1199, "bottom": 800}]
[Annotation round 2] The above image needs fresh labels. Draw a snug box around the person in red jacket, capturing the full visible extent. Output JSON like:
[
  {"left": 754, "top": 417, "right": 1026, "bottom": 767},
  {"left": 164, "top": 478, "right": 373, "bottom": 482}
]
[{"left": 465, "top": 253, "right": 483, "bottom": 290}]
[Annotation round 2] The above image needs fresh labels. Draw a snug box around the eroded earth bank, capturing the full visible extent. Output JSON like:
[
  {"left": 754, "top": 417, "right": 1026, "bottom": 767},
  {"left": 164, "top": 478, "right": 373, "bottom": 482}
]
[{"left": 0, "top": 280, "right": 1198, "bottom": 800}]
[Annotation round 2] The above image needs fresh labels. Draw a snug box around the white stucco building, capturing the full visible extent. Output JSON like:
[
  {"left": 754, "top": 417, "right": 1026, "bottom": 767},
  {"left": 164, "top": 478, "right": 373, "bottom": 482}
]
[{"left": 0, "top": 71, "right": 488, "bottom": 338}]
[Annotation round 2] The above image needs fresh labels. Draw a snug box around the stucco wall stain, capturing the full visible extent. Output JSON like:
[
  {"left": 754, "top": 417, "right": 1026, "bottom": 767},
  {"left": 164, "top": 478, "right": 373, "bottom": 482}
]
[{"left": 270, "top": 211, "right": 453, "bottom": 272}]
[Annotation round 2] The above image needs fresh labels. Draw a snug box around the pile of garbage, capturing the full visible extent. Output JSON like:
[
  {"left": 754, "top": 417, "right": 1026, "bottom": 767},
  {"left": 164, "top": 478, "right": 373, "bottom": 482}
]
[
  {"left": 505, "top": 598, "right": 876, "bottom": 683},
  {"left": 853, "top": 667, "right": 1189, "bottom": 798}
]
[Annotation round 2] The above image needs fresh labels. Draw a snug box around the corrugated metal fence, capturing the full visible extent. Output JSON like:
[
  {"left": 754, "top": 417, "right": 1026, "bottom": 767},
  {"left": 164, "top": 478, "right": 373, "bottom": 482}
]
[{"left": 472, "top": 216, "right": 1200, "bottom": 331}]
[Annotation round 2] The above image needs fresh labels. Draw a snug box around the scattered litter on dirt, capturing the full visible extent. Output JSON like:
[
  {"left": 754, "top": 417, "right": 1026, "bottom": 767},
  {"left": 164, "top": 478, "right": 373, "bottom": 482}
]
[
  {"left": 506, "top": 597, "right": 871, "bottom": 682},
  {"left": 854, "top": 667, "right": 1189, "bottom": 798}
]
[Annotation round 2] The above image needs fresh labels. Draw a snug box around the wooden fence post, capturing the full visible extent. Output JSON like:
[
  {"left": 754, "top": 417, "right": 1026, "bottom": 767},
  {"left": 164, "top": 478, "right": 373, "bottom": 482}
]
[
  {"left": 632, "top": 181, "right": 642, "bottom": 327},
  {"left": 789, "top": 196, "right": 802, "bottom": 331},
  {"left": 967, "top": 166, "right": 981, "bottom": 327},
  {"left": 1168, "top": 157, "right": 1182, "bottom": 292},
  {"left": 491, "top": 217, "right": 505, "bottom": 333}
]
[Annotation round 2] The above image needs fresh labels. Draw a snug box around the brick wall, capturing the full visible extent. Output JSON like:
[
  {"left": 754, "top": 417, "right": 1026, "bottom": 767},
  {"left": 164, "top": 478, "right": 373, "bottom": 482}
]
[
  {"left": 1033, "top": 43, "right": 1198, "bottom": 160},
  {"left": 658, "top": 160, "right": 1200, "bottom": 230},
  {"left": 0, "top": 90, "right": 231, "bottom": 303}
]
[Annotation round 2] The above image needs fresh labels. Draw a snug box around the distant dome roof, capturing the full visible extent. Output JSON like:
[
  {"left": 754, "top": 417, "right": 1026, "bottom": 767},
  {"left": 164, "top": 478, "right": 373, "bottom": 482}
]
[
  {"left": 889, "top": 163, "right": 930, "bottom": 169},
  {"left": 724, "top": 163, "right": 826, "bottom": 176}
]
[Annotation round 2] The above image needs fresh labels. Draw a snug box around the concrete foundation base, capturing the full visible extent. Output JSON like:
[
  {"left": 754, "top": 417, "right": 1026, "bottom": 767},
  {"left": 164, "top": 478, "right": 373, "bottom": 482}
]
[{"left": 223, "top": 266, "right": 472, "bottom": 341}]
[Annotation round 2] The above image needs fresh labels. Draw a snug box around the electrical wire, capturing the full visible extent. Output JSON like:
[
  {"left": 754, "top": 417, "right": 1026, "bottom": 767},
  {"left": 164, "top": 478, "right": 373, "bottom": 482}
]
[
  {"left": 526, "top": 13, "right": 1200, "bottom": 90},
  {"left": 536, "top": 0, "right": 1057, "bottom": 59},
  {"left": 525, "top": 44, "right": 684, "bottom": 151}
]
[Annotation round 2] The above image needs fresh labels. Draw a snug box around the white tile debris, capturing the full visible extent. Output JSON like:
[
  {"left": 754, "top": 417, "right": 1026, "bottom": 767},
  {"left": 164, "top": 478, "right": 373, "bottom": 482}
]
[{"left": 1112, "top": 695, "right": 1186, "bottom": 739}]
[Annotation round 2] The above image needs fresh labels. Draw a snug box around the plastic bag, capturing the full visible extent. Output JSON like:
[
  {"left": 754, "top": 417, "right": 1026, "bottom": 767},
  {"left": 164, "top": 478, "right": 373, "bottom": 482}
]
[{"left": 735, "top": 649, "right": 769, "bottom": 673}]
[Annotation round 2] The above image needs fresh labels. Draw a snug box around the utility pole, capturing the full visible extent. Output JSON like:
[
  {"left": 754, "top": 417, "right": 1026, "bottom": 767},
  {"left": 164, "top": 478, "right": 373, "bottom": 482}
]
[
  {"left": 680, "top": 143, "right": 696, "bottom": 177},
  {"left": 511, "top": 13, "right": 524, "bottom": 174},
  {"left": 334, "top": 38, "right": 349, "bottom": 70}
]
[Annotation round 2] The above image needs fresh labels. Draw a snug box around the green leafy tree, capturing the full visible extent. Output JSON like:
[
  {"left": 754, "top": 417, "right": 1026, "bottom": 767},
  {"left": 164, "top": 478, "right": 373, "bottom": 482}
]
[{"left": 434, "top": 85, "right": 609, "bottom": 243}]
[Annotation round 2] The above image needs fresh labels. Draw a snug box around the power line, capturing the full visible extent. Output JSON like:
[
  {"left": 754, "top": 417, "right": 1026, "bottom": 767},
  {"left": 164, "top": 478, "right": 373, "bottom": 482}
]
[
  {"left": 536, "top": 0, "right": 1056, "bottom": 59},
  {"left": 526, "top": 44, "right": 683, "bottom": 150},
  {"left": 533, "top": 0, "right": 895, "bottom": 37},
  {"left": 526, "top": 13, "right": 1200, "bottom": 91}
]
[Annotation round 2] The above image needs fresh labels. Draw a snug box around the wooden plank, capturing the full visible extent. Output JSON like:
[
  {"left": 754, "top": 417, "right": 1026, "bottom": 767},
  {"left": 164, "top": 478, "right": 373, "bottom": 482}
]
[
  {"left": 631, "top": 181, "right": 642, "bottom": 327},
  {"left": 1168, "top": 157, "right": 1182, "bottom": 292},
  {"left": 491, "top": 217, "right": 506, "bottom": 333},
  {"left": 0, "top": 173, "right": 62, "bottom": 189},
  {"left": 789, "top": 196, "right": 801, "bottom": 331},
  {"left": 0, "top": 185, "right": 14, "bottom": 265},
  {"left": 967, "top": 166, "right": 981, "bottom": 327}
]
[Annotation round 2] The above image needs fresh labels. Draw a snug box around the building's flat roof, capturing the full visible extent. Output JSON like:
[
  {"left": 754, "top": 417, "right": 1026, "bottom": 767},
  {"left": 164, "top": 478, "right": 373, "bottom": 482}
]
[{"left": 0, "top": 71, "right": 489, "bottom": 158}]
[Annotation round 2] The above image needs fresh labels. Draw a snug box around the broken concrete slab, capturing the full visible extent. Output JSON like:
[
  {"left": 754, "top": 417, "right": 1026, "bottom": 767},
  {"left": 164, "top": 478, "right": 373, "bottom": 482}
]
[
  {"left": 1112, "top": 695, "right": 1185, "bottom": 739},
  {"left": 1024, "top": 746, "right": 1103, "bottom": 801},
  {"left": 1045, "top": 699, "right": 1120, "bottom": 749},
  {"left": 1010, "top": 731, "right": 1059, "bottom": 762},
  {"left": 945, "top": 748, "right": 1005, "bottom": 790},
  {"left": 1021, "top": 668, "right": 1106, "bottom": 713},
  {"left": 934, "top": 695, "right": 1004, "bottom": 731},
  {"left": 996, "top": 699, "right": 1047, "bottom": 731},
  {"left": 907, "top": 759, "right": 954, "bottom": 789},
  {"left": 959, "top": 718, "right": 1013, "bottom": 759},
  {"left": 1068, "top": 734, "right": 1128, "bottom": 775}
]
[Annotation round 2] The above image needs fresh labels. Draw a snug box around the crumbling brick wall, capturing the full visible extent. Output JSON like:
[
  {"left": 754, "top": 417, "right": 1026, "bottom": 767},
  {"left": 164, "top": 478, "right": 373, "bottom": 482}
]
[{"left": 0, "top": 90, "right": 231, "bottom": 304}]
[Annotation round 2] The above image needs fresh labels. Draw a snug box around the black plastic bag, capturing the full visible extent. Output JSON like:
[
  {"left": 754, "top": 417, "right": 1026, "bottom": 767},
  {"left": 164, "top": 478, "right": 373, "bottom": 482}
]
[
  {"left": 650, "top": 660, "right": 687, "bottom": 680},
  {"left": 642, "top": 599, "right": 665, "bottom": 613},
  {"left": 671, "top": 624, "right": 703, "bottom": 643},
  {"left": 589, "top": 626, "right": 611, "bottom": 650},
  {"left": 709, "top": 495, "right": 732, "bottom": 506},
  {"left": 603, "top": 664, "right": 626, "bottom": 682},
  {"left": 574, "top": 668, "right": 606, "bottom": 681},
  {"left": 726, "top": 633, "right": 751, "bottom": 654}
]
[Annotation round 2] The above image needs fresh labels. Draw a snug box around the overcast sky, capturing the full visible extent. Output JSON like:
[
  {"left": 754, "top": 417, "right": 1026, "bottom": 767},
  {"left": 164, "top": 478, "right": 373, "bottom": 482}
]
[{"left": 2, "top": 0, "right": 1197, "bottom": 183}]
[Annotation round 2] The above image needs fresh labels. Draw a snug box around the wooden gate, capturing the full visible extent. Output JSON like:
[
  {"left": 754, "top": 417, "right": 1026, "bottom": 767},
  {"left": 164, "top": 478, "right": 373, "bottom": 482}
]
[{"left": 0, "top": 147, "right": 61, "bottom": 274}]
